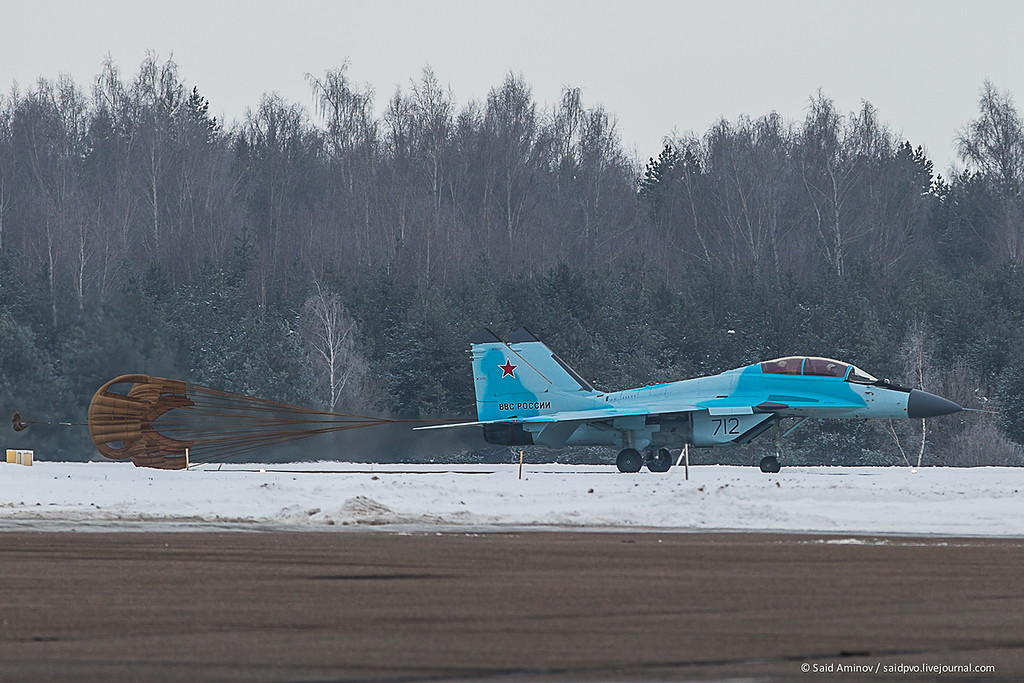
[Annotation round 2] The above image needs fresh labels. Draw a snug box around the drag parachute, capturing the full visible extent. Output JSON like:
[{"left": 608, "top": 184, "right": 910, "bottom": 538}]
[{"left": 86, "top": 374, "right": 396, "bottom": 469}]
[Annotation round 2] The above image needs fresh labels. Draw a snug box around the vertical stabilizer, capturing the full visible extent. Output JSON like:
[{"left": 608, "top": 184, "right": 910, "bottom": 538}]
[{"left": 470, "top": 328, "right": 597, "bottom": 421}]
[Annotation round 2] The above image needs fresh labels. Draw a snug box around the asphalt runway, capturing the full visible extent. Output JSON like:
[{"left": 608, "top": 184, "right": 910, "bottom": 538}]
[{"left": 0, "top": 532, "right": 1021, "bottom": 681}]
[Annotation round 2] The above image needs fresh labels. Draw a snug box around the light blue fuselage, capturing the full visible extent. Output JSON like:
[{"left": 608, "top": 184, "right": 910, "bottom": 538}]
[{"left": 500, "top": 366, "right": 909, "bottom": 451}]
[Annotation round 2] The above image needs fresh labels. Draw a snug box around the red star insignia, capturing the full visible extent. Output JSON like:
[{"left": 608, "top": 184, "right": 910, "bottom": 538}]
[{"left": 498, "top": 359, "right": 518, "bottom": 378}]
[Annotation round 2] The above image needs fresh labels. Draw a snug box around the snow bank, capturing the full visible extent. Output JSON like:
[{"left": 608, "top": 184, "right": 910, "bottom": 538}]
[{"left": 2, "top": 461, "right": 1022, "bottom": 536}]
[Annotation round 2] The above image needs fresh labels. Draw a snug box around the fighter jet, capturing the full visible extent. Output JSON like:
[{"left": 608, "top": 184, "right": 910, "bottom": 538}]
[{"left": 418, "top": 328, "right": 963, "bottom": 473}]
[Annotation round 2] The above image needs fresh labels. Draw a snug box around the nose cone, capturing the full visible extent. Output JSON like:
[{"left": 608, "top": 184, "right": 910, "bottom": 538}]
[{"left": 907, "top": 389, "right": 962, "bottom": 419}]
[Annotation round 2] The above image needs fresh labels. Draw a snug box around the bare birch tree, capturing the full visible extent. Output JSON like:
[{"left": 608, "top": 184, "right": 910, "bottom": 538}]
[
  {"left": 885, "top": 322, "right": 933, "bottom": 466},
  {"left": 301, "top": 280, "right": 366, "bottom": 411},
  {"left": 955, "top": 81, "right": 1024, "bottom": 261}
]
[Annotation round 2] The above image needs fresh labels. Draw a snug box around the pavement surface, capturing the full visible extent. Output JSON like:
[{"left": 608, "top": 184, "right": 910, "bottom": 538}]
[{"left": 0, "top": 531, "right": 1020, "bottom": 681}]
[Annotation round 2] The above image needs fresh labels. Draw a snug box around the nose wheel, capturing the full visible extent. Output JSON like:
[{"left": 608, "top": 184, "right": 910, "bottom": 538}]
[{"left": 759, "top": 418, "right": 784, "bottom": 473}]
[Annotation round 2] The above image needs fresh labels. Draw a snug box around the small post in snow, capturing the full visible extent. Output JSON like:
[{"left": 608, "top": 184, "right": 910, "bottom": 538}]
[
  {"left": 185, "top": 447, "right": 190, "bottom": 471},
  {"left": 675, "top": 444, "right": 690, "bottom": 480},
  {"left": 518, "top": 450, "right": 524, "bottom": 480}
]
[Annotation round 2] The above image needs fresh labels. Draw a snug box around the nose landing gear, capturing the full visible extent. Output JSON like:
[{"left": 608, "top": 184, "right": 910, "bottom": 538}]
[{"left": 759, "top": 418, "right": 783, "bottom": 473}]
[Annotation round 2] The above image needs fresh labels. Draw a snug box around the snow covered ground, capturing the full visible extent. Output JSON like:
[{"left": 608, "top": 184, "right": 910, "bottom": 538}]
[{"left": 2, "top": 461, "right": 1023, "bottom": 536}]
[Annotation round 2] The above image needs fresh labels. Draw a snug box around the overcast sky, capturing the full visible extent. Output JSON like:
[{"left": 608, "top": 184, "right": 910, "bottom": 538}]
[{"left": 4, "top": 0, "right": 1024, "bottom": 174}]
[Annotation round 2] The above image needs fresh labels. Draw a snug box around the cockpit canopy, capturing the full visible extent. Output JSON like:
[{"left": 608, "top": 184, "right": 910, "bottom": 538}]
[{"left": 760, "top": 356, "right": 877, "bottom": 383}]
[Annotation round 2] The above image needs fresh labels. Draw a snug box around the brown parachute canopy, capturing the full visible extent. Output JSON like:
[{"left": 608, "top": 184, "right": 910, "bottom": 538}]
[{"left": 88, "top": 374, "right": 396, "bottom": 470}]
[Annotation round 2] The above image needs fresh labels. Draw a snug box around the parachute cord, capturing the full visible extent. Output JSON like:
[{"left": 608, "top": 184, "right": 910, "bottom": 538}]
[{"left": 84, "top": 374, "right": 463, "bottom": 468}]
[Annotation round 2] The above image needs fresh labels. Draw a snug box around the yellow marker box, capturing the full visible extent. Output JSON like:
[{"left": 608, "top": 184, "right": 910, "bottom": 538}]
[{"left": 5, "top": 449, "right": 33, "bottom": 466}]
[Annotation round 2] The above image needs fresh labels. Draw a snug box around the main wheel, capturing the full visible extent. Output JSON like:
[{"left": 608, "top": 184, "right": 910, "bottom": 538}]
[
  {"left": 759, "top": 455, "right": 781, "bottom": 473},
  {"left": 616, "top": 448, "right": 643, "bottom": 473},
  {"left": 647, "top": 448, "right": 672, "bottom": 473}
]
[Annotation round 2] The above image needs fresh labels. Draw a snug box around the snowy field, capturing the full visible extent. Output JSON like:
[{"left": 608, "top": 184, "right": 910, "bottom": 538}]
[{"left": 1, "top": 461, "right": 1023, "bottom": 536}]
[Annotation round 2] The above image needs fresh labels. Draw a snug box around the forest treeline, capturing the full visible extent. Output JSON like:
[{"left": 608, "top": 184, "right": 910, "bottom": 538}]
[{"left": 2, "top": 53, "right": 1023, "bottom": 465}]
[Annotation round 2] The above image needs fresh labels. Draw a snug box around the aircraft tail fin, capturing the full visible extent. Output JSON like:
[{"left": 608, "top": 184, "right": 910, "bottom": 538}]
[{"left": 470, "top": 327, "right": 597, "bottom": 422}]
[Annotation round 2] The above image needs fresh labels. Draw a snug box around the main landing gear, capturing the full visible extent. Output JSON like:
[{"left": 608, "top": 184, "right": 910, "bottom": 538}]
[
  {"left": 616, "top": 448, "right": 673, "bottom": 473},
  {"left": 616, "top": 448, "right": 643, "bottom": 473},
  {"left": 647, "top": 448, "right": 672, "bottom": 472}
]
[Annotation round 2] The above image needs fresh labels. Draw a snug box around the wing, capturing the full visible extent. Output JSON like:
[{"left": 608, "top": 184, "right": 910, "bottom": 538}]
[{"left": 413, "top": 404, "right": 687, "bottom": 430}]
